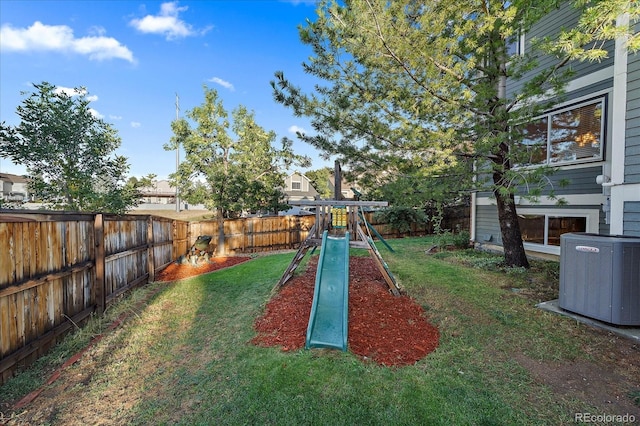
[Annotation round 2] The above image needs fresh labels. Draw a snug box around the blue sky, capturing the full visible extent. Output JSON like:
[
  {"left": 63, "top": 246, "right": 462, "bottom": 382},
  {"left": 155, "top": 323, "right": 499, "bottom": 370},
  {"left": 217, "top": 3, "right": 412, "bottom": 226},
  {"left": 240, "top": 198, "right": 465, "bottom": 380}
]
[{"left": 0, "top": 0, "right": 330, "bottom": 180}]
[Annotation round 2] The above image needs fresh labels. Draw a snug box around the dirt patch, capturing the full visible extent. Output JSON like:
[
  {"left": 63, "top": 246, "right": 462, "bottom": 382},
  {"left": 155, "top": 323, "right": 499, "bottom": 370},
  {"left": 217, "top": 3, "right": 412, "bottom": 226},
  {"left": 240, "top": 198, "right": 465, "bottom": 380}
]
[
  {"left": 514, "top": 351, "right": 640, "bottom": 417},
  {"left": 252, "top": 256, "right": 440, "bottom": 366}
]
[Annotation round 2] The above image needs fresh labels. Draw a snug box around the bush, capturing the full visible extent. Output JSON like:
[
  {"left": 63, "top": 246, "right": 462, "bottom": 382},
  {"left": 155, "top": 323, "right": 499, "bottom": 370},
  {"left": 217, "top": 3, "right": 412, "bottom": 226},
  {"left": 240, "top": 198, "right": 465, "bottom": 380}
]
[
  {"left": 374, "top": 206, "right": 427, "bottom": 234},
  {"left": 434, "top": 226, "right": 470, "bottom": 249}
]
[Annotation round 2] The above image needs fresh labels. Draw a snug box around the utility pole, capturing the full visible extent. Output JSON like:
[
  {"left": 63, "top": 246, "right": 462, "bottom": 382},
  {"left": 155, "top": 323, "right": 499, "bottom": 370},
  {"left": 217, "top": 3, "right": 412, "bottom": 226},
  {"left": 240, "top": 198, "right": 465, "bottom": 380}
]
[{"left": 175, "top": 93, "right": 180, "bottom": 213}]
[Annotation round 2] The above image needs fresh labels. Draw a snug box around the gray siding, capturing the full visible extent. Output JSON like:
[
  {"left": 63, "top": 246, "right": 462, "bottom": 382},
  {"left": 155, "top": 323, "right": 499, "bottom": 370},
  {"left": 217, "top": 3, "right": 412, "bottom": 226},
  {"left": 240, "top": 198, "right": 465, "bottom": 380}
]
[
  {"left": 475, "top": 205, "right": 502, "bottom": 244},
  {"left": 599, "top": 207, "right": 610, "bottom": 235},
  {"left": 626, "top": 23, "right": 640, "bottom": 184},
  {"left": 477, "top": 165, "right": 602, "bottom": 198},
  {"left": 541, "top": 166, "right": 602, "bottom": 196},
  {"left": 623, "top": 202, "right": 640, "bottom": 236},
  {"left": 507, "top": 2, "right": 614, "bottom": 98}
]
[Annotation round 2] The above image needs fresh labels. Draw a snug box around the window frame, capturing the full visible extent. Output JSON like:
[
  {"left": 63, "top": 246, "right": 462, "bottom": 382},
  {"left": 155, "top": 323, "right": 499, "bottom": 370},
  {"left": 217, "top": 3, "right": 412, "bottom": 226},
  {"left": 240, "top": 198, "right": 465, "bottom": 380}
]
[
  {"left": 506, "top": 29, "right": 525, "bottom": 57},
  {"left": 516, "top": 96, "right": 607, "bottom": 168},
  {"left": 516, "top": 207, "right": 600, "bottom": 255}
]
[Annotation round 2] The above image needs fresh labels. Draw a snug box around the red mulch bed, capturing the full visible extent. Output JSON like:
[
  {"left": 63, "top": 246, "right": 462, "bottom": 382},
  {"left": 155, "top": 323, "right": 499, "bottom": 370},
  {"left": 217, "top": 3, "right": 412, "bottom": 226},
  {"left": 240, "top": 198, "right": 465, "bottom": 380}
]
[
  {"left": 155, "top": 256, "right": 252, "bottom": 281},
  {"left": 153, "top": 254, "right": 439, "bottom": 366},
  {"left": 252, "top": 256, "right": 440, "bottom": 367}
]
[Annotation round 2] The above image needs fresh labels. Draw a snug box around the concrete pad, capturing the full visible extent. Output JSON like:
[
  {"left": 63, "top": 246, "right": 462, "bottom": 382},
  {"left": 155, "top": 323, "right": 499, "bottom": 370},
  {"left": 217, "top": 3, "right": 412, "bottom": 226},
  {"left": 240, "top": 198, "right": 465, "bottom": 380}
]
[{"left": 536, "top": 299, "right": 640, "bottom": 343}]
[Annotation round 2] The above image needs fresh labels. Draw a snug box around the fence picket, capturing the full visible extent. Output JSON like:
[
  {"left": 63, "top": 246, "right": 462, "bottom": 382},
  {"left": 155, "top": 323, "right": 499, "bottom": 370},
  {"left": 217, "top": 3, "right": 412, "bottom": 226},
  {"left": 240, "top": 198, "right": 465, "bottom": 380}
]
[{"left": 0, "top": 207, "right": 469, "bottom": 383}]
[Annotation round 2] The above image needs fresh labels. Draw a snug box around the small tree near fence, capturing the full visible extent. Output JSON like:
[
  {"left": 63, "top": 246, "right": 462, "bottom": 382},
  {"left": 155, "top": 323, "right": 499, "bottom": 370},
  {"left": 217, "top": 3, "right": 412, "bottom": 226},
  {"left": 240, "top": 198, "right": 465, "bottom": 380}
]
[{"left": 166, "top": 86, "right": 310, "bottom": 255}]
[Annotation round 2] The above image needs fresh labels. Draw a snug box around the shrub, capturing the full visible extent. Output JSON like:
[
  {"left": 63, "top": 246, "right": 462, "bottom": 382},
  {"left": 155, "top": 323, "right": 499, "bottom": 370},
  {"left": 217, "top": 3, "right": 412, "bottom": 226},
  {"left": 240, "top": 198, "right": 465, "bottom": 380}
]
[
  {"left": 434, "top": 225, "right": 470, "bottom": 249},
  {"left": 374, "top": 206, "right": 427, "bottom": 235}
]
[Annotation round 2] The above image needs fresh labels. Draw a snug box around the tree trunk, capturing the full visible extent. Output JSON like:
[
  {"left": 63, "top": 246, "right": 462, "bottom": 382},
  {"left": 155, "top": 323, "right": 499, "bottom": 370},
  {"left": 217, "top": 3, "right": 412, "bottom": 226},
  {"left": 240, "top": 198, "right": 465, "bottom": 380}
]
[
  {"left": 493, "top": 183, "right": 530, "bottom": 268},
  {"left": 216, "top": 208, "right": 226, "bottom": 256},
  {"left": 493, "top": 63, "right": 529, "bottom": 268}
]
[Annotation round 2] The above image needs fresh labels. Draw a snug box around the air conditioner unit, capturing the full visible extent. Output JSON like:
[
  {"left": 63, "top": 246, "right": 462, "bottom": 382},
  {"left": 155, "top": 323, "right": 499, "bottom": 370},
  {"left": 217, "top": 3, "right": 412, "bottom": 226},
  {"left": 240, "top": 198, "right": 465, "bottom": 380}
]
[{"left": 559, "top": 233, "right": 640, "bottom": 326}]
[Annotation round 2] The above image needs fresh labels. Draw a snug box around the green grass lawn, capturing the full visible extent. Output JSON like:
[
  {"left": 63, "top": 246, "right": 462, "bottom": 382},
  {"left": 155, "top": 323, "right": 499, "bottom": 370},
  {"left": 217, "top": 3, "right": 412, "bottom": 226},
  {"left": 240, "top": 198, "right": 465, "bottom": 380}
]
[{"left": 1, "top": 237, "right": 637, "bottom": 425}]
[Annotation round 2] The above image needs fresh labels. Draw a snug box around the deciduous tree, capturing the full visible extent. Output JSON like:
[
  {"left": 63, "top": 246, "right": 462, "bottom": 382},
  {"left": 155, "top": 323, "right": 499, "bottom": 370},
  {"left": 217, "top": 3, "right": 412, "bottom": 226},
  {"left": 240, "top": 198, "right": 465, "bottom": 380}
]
[
  {"left": 0, "top": 82, "right": 141, "bottom": 214},
  {"left": 166, "top": 86, "right": 309, "bottom": 255},
  {"left": 305, "top": 167, "right": 333, "bottom": 198}
]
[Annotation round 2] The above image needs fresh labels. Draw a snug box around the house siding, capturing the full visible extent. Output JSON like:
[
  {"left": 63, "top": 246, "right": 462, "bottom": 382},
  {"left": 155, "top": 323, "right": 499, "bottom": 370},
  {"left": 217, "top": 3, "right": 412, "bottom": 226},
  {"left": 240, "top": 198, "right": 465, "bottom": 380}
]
[
  {"left": 509, "top": 165, "right": 603, "bottom": 197},
  {"left": 475, "top": 205, "right": 502, "bottom": 244},
  {"left": 507, "top": 2, "right": 615, "bottom": 97},
  {"left": 283, "top": 173, "right": 318, "bottom": 201},
  {"left": 626, "top": 28, "right": 640, "bottom": 184},
  {"left": 623, "top": 202, "right": 640, "bottom": 236},
  {"left": 473, "top": 3, "right": 640, "bottom": 255},
  {"left": 477, "top": 164, "right": 603, "bottom": 201}
]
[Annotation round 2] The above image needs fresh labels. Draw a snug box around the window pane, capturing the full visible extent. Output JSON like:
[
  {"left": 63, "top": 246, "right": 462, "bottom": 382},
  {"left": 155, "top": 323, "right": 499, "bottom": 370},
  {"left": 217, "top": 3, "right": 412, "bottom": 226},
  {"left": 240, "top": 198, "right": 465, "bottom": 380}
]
[
  {"left": 292, "top": 182, "right": 301, "bottom": 190},
  {"left": 548, "top": 217, "right": 586, "bottom": 246},
  {"left": 518, "top": 117, "right": 548, "bottom": 165},
  {"left": 506, "top": 33, "right": 521, "bottom": 56},
  {"left": 518, "top": 214, "right": 545, "bottom": 244},
  {"left": 549, "top": 102, "right": 602, "bottom": 164}
]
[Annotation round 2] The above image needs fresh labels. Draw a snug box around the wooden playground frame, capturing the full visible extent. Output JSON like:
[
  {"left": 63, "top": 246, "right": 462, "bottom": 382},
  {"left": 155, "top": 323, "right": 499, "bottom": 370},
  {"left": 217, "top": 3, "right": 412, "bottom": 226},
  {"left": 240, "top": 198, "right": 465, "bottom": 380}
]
[{"left": 276, "top": 199, "right": 401, "bottom": 296}]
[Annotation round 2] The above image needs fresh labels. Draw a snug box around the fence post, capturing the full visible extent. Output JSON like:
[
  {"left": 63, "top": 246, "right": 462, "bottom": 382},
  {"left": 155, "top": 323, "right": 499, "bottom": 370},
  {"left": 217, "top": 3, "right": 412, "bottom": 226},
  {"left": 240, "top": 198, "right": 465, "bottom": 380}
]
[
  {"left": 94, "top": 213, "right": 106, "bottom": 315},
  {"left": 172, "top": 219, "right": 178, "bottom": 261},
  {"left": 147, "top": 216, "right": 155, "bottom": 283}
]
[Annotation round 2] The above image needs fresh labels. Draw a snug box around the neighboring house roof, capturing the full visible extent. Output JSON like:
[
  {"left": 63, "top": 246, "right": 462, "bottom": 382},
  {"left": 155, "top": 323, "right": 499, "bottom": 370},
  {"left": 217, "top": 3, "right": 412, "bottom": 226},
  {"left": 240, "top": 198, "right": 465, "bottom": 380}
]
[
  {"left": 139, "top": 180, "right": 176, "bottom": 197},
  {"left": 0, "top": 173, "right": 29, "bottom": 185}
]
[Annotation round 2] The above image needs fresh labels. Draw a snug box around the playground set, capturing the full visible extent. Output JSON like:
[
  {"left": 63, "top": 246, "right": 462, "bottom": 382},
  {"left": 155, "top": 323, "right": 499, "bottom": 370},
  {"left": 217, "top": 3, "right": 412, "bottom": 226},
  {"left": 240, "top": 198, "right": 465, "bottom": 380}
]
[{"left": 276, "top": 167, "right": 400, "bottom": 352}]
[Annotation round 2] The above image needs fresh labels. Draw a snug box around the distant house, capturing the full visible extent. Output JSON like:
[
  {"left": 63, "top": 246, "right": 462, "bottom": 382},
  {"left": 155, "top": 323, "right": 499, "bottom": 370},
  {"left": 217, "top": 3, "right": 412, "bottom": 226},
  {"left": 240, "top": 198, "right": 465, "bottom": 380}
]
[
  {"left": 139, "top": 180, "right": 176, "bottom": 204},
  {"left": 0, "top": 173, "right": 29, "bottom": 203},
  {"left": 472, "top": 4, "right": 640, "bottom": 258},
  {"left": 283, "top": 172, "right": 319, "bottom": 202},
  {"left": 329, "top": 173, "right": 363, "bottom": 200}
]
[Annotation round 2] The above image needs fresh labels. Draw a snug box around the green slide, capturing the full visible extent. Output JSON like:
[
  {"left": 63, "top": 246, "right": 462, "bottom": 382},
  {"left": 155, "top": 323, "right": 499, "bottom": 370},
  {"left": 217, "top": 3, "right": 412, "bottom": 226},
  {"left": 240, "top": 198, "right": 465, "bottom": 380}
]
[{"left": 305, "top": 230, "right": 350, "bottom": 351}]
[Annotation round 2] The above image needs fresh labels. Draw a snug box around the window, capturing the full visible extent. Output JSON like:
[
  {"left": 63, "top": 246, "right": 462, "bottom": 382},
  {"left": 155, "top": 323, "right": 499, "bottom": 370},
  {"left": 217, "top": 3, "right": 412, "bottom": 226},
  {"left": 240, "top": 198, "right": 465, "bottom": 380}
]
[
  {"left": 518, "top": 214, "right": 587, "bottom": 247},
  {"left": 517, "top": 97, "right": 605, "bottom": 166},
  {"left": 506, "top": 31, "right": 524, "bottom": 57},
  {"left": 291, "top": 181, "right": 301, "bottom": 190}
]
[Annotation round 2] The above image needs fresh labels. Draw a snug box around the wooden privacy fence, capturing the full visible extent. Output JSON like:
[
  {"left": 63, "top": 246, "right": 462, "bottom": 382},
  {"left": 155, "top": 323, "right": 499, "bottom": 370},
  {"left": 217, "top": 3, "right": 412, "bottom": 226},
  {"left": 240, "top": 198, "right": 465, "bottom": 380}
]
[
  {"left": 190, "top": 215, "right": 316, "bottom": 254},
  {"left": 0, "top": 211, "right": 188, "bottom": 383},
  {"left": 0, "top": 206, "right": 469, "bottom": 383},
  {"left": 361, "top": 206, "right": 471, "bottom": 239},
  {"left": 189, "top": 208, "right": 469, "bottom": 254}
]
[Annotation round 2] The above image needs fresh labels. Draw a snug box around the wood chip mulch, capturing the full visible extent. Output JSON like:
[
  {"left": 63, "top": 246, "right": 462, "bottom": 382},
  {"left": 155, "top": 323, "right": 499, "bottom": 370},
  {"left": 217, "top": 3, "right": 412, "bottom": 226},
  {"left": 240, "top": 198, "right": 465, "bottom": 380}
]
[{"left": 252, "top": 256, "right": 440, "bottom": 367}]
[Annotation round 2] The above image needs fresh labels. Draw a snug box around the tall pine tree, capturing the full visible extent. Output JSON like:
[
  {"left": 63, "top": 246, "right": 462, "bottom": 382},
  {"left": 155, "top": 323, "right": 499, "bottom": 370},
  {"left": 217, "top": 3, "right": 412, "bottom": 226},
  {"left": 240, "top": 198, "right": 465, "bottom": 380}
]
[{"left": 272, "top": 0, "right": 638, "bottom": 267}]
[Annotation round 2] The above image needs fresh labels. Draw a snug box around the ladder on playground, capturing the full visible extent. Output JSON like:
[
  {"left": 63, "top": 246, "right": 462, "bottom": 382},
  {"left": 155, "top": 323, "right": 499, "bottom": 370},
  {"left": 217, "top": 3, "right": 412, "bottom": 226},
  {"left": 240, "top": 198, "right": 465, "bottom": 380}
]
[
  {"left": 356, "top": 223, "right": 401, "bottom": 296},
  {"left": 276, "top": 223, "right": 317, "bottom": 288}
]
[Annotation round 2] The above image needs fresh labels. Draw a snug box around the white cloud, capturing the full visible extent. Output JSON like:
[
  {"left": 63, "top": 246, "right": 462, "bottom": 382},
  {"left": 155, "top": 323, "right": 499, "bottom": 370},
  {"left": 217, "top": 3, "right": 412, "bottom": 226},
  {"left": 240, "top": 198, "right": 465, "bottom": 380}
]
[
  {"left": 109, "top": 115, "right": 123, "bottom": 120},
  {"left": 131, "top": 122, "right": 142, "bottom": 128},
  {"left": 89, "top": 108, "right": 103, "bottom": 119},
  {"left": 288, "top": 125, "right": 307, "bottom": 135},
  {"left": 54, "top": 86, "right": 84, "bottom": 97},
  {"left": 53, "top": 86, "right": 98, "bottom": 102},
  {"left": 0, "top": 21, "right": 134, "bottom": 62},
  {"left": 52, "top": 85, "right": 103, "bottom": 118},
  {"left": 130, "top": 2, "right": 207, "bottom": 40},
  {"left": 209, "top": 77, "right": 234, "bottom": 91}
]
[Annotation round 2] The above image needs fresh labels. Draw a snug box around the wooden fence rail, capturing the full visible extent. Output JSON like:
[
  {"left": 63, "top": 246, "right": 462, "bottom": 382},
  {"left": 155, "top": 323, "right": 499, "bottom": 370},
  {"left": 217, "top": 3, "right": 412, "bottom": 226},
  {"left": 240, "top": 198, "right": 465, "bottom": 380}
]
[
  {"left": 0, "top": 211, "right": 182, "bottom": 383},
  {"left": 0, "top": 207, "right": 469, "bottom": 384}
]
